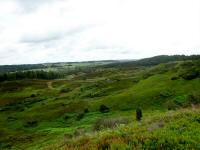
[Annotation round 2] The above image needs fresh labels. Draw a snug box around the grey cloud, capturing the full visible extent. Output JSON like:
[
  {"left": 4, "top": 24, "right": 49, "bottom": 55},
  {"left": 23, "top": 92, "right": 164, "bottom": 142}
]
[
  {"left": 20, "top": 25, "right": 92, "bottom": 44},
  {"left": 21, "top": 33, "right": 63, "bottom": 43}
]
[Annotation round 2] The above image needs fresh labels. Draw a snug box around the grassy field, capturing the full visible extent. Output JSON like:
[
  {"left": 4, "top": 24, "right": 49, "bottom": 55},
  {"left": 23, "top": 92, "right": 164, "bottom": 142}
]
[{"left": 0, "top": 58, "right": 200, "bottom": 149}]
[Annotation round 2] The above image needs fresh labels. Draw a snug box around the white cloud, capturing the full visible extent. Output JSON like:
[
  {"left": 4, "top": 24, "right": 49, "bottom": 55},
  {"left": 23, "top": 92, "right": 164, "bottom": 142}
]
[{"left": 0, "top": 0, "right": 200, "bottom": 65}]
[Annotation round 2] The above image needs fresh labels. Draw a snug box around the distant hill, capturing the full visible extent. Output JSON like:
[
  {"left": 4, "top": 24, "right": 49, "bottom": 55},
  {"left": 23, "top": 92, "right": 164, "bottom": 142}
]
[
  {"left": 1, "top": 55, "right": 200, "bottom": 73},
  {"left": 104, "top": 55, "right": 200, "bottom": 67}
]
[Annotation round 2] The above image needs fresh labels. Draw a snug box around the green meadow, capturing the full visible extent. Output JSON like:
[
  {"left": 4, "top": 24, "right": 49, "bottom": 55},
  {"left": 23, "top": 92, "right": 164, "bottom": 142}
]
[{"left": 0, "top": 55, "right": 200, "bottom": 149}]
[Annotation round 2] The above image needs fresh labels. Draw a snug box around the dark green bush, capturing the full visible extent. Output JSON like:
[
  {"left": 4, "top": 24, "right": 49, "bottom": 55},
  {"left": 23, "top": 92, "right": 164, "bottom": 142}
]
[
  {"left": 76, "top": 113, "right": 85, "bottom": 121},
  {"left": 24, "top": 120, "right": 38, "bottom": 127},
  {"left": 171, "top": 76, "right": 179, "bottom": 80},
  {"left": 64, "top": 115, "right": 70, "bottom": 120},
  {"left": 136, "top": 108, "right": 142, "bottom": 121},
  {"left": 60, "top": 88, "right": 71, "bottom": 93},
  {"left": 187, "top": 93, "right": 200, "bottom": 105},
  {"left": 30, "top": 94, "right": 36, "bottom": 98},
  {"left": 99, "top": 105, "right": 109, "bottom": 113},
  {"left": 84, "top": 108, "right": 89, "bottom": 113},
  {"left": 166, "top": 101, "right": 178, "bottom": 110},
  {"left": 179, "top": 68, "right": 199, "bottom": 80},
  {"left": 160, "top": 90, "right": 173, "bottom": 98}
]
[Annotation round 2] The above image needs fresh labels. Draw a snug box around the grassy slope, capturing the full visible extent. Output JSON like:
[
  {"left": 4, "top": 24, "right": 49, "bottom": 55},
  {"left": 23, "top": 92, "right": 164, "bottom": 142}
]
[
  {"left": 0, "top": 60, "right": 200, "bottom": 149},
  {"left": 58, "top": 107, "right": 200, "bottom": 150}
]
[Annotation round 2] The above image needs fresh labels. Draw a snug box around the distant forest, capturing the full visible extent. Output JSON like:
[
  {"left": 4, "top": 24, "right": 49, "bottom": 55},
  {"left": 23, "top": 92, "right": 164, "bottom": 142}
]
[
  {"left": 0, "top": 64, "right": 47, "bottom": 73},
  {"left": 0, "top": 70, "right": 64, "bottom": 82}
]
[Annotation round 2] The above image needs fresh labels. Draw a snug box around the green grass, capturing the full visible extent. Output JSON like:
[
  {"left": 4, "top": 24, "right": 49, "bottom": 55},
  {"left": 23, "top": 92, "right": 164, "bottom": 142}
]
[
  {"left": 0, "top": 60, "right": 200, "bottom": 149},
  {"left": 58, "top": 107, "right": 200, "bottom": 150}
]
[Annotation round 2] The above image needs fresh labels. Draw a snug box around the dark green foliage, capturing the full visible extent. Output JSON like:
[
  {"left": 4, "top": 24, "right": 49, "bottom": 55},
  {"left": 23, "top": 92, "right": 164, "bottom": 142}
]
[
  {"left": 60, "top": 88, "right": 71, "bottom": 93},
  {"left": 76, "top": 113, "right": 85, "bottom": 121},
  {"left": 136, "top": 108, "right": 142, "bottom": 121},
  {"left": 99, "top": 105, "right": 109, "bottom": 113},
  {"left": 30, "top": 94, "right": 36, "bottom": 98},
  {"left": 180, "top": 68, "right": 199, "bottom": 80},
  {"left": 64, "top": 115, "right": 70, "bottom": 120},
  {"left": 99, "top": 143, "right": 110, "bottom": 150},
  {"left": 84, "top": 108, "right": 89, "bottom": 113},
  {"left": 159, "top": 90, "right": 173, "bottom": 98},
  {"left": 166, "top": 101, "right": 178, "bottom": 110},
  {"left": 0, "top": 70, "right": 64, "bottom": 82},
  {"left": 24, "top": 120, "right": 38, "bottom": 128},
  {"left": 178, "top": 61, "right": 200, "bottom": 80},
  {"left": 171, "top": 76, "right": 179, "bottom": 80},
  {"left": 187, "top": 93, "right": 200, "bottom": 105},
  {"left": 0, "top": 64, "right": 47, "bottom": 73}
]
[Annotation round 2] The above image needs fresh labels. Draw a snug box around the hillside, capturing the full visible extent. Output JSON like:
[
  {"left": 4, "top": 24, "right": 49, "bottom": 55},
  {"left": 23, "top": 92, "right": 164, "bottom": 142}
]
[{"left": 0, "top": 55, "right": 200, "bottom": 149}]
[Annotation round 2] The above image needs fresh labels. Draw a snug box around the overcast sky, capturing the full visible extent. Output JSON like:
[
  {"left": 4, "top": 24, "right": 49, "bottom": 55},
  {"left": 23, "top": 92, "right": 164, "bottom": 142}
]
[{"left": 0, "top": 0, "right": 200, "bottom": 65}]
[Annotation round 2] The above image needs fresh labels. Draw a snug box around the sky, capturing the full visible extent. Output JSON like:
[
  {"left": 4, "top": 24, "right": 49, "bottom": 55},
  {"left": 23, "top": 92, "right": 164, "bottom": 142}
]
[{"left": 0, "top": 0, "right": 200, "bottom": 65}]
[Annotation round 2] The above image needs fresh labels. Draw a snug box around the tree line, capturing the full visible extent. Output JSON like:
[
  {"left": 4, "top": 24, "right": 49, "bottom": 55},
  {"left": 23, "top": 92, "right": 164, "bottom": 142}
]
[
  {"left": 0, "top": 70, "right": 64, "bottom": 82},
  {"left": 104, "top": 55, "right": 200, "bottom": 68}
]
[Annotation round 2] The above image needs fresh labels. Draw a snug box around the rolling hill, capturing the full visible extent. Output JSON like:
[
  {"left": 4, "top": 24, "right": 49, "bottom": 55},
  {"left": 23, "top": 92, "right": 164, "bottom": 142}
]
[{"left": 0, "top": 55, "right": 200, "bottom": 149}]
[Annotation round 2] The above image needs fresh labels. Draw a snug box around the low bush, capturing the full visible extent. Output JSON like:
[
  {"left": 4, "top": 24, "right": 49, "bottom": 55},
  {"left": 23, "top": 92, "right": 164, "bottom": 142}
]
[
  {"left": 136, "top": 108, "right": 142, "bottom": 121},
  {"left": 74, "top": 128, "right": 86, "bottom": 137},
  {"left": 99, "top": 105, "right": 109, "bottom": 113},
  {"left": 159, "top": 90, "right": 173, "bottom": 98},
  {"left": 187, "top": 93, "right": 200, "bottom": 105},
  {"left": 30, "top": 94, "right": 36, "bottom": 98},
  {"left": 64, "top": 115, "right": 70, "bottom": 120},
  {"left": 76, "top": 113, "right": 85, "bottom": 121},
  {"left": 179, "top": 68, "right": 199, "bottom": 80},
  {"left": 93, "top": 117, "right": 129, "bottom": 131},
  {"left": 166, "top": 101, "right": 178, "bottom": 110},
  {"left": 24, "top": 120, "right": 38, "bottom": 127},
  {"left": 171, "top": 76, "right": 179, "bottom": 80},
  {"left": 84, "top": 108, "right": 89, "bottom": 113},
  {"left": 60, "top": 88, "right": 71, "bottom": 93}
]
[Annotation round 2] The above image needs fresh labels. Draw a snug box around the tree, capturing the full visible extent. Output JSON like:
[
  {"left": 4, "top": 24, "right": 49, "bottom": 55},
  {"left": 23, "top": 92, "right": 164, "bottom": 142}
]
[
  {"left": 99, "top": 104, "right": 109, "bottom": 113},
  {"left": 136, "top": 108, "right": 142, "bottom": 121}
]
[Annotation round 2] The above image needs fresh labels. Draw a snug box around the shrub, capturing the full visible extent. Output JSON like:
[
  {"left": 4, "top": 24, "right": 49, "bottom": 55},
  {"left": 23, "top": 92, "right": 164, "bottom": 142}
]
[
  {"left": 99, "top": 105, "right": 109, "bottom": 113},
  {"left": 24, "top": 120, "right": 38, "bottom": 127},
  {"left": 93, "top": 117, "right": 129, "bottom": 131},
  {"left": 76, "top": 113, "right": 85, "bottom": 121},
  {"left": 74, "top": 128, "right": 86, "bottom": 137},
  {"left": 179, "top": 68, "right": 199, "bottom": 80},
  {"left": 60, "top": 88, "right": 71, "bottom": 93},
  {"left": 166, "top": 101, "right": 178, "bottom": 110},
  {"left": 64, "top": 115, "right": 70, "bottom": 120},
  {"left": 30, "top": 94, "right": 36, "bottom": 98},
  {"left": 84, "top": 108, "right": 89, "bottom": 113},
  {"left": 136, "top": 108, "right": 142, "bottom": 121},
  {"left": 160, "top": 90, "right": 173, "bottom": 98},
  {"left": 187, "top": 93, "right": 200, "bottom": 105},
  {"left": 171, "top": 76, "right": 179, "bottom": 80}
]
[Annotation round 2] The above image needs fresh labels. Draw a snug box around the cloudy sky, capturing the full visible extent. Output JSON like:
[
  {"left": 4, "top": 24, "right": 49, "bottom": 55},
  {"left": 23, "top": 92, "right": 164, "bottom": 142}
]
[{"left": 0, "top": 0, "right": 200, "bottom": 65}]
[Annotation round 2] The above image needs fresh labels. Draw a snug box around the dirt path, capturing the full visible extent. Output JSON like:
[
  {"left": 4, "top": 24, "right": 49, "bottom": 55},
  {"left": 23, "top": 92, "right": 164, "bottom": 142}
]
[{"left": 47, "top": 81, "right": 53, "bottom": 89}]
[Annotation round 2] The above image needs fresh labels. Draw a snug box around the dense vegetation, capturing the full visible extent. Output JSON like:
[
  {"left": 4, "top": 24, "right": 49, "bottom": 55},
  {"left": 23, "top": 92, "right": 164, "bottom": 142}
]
[
  {"left": 0, "top": 55, "right": 200, "bottom": 149},
  {"left": 0, "top": 70, "right": 64, "bottom": 82},
  {"left": 0, "top": 64, "right": 47, "bottom": 73}
]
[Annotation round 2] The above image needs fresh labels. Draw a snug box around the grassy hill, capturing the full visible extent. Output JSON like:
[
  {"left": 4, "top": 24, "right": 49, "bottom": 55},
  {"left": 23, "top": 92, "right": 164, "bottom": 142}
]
[{"left": 0, "top": 55, "right": 200, "bottom": 149}]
